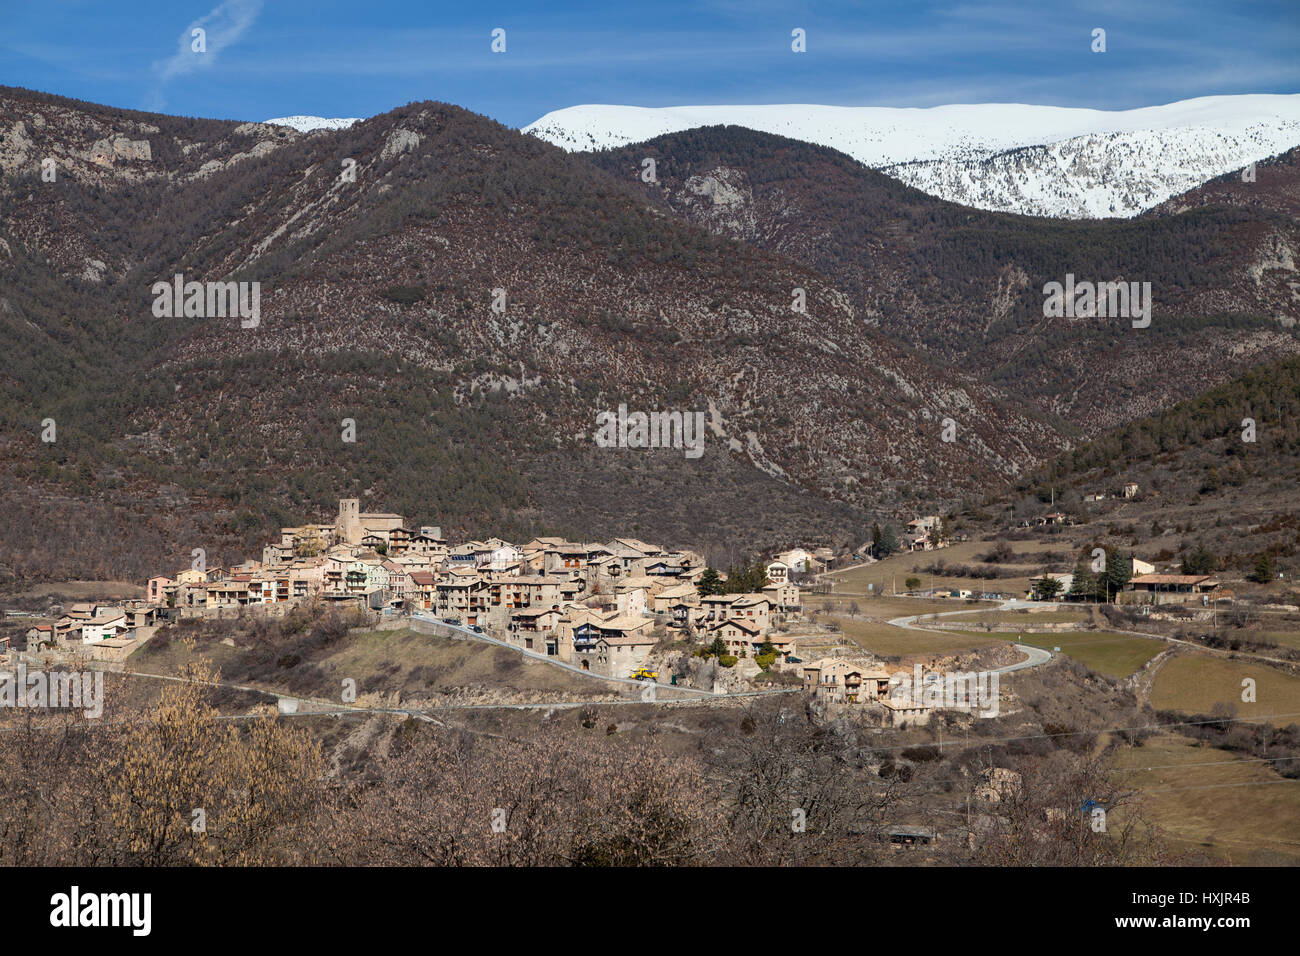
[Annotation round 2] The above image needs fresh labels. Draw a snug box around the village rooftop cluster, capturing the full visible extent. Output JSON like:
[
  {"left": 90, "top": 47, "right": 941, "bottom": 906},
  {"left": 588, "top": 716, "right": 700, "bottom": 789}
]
[
  {"left": 28, "top": 499, "right": 812, "bottom": 679},
  {"left": 6, "top": 491, "right": 1238, "bottom": 724}
]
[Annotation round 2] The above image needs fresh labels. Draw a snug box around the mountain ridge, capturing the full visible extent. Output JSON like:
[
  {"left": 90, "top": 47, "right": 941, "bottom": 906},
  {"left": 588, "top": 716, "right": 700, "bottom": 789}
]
[
  {"left": 0, "top": 88, "right": 1064, "bottom": 583},
  {"left": 583, "top": 123, "right": 1300, "bottom": 434},
  {"left": 2, "top": 87, "right": 1297, "bottom": 587},
  {"left": 527, "top": 94, "right": 1300, "bottom": 218}
]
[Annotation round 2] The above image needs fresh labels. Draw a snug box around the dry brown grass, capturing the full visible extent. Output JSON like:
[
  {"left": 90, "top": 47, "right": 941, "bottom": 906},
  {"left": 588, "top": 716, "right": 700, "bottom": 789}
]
[
  {"left": 1148, "top": 654, "right": 1300, "bottom": 721},
  {"left": 1109, "top": 734, "right": 1300, "bottom": 865}
]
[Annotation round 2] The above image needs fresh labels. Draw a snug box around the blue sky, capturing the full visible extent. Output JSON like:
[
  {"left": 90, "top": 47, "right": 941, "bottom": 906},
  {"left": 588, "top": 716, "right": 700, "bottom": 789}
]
[{"left": 3, "top": 0, "right": 1297, "bottom": 127}]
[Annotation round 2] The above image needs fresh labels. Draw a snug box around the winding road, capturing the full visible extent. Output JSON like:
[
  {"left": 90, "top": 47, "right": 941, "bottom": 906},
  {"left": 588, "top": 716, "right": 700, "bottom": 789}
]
[{"left": 885, "top": 598, "right": 1056, "bottom": 674}]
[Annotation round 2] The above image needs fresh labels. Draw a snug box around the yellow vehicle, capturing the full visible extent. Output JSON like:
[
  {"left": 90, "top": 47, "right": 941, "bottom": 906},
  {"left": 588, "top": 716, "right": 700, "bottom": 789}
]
[{"left": 630, "top": 667, "right": 658, "bottom": 681}]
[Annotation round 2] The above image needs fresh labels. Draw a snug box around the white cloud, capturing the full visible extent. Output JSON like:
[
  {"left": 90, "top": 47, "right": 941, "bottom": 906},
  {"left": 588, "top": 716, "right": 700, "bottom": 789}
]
[{"left": 149, "top": 0, "right": 263, "bottom": 103}]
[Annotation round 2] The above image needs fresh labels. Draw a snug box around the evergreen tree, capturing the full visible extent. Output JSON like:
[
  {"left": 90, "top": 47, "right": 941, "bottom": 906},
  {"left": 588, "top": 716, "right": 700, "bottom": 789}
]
[
  {"left": 1103, "top": 549, "right": 1133, "bottom": 601},
  {"left": 721, "top": 557, "right": 770, "bottom": 594},
  {"left": 1068, "top": 552, "right": 1097, "bottom": 601},
  {"left": 1032, "top": 573, "right": 1064, "bottom": 600},
  {"left": 1182, "top": 543, "right": 1218, "bottom": 575},
  {"left": 1249, "top": 552, "right": 1276, "bottom": 584},
  {"left": 698, "top": 567, "right": 723, "bottom": 596}
]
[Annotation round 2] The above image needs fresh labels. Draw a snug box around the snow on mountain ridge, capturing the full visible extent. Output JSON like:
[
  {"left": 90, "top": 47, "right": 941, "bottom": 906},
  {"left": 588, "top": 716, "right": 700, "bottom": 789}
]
[
  {"left": 263, "top": 115, "right": 361, "bottom": 132},
  {"left": 524, "top": 95, "right": 1300, "bottom": 218},
  {"left": 884, "top": 122, "right": 1300, "bottom": 219}
]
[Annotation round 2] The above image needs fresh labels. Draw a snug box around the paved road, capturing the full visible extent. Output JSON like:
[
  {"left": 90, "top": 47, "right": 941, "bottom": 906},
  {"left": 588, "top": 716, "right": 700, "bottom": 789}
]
[
  {"left": 884, "top": 597, "right": 1300, "bottom": 673},
  {"left": 885, "top": 598, "right": 1042, "bottom": 632},
  {"left": 993, "top": 643, "right": 1054, "bottom": 674},
  {"left": 886, "top": 599, "right": 1056, "bottom": 674}
]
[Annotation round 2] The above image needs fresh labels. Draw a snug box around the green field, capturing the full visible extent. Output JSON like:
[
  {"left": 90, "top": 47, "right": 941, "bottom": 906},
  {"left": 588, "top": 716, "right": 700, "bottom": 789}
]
[
  {"left": 805, "top": 593, "right": 992, "bottom": 614},
  {"left": 1013, "top": 631, "right": 1164, "bottom": 679},
  {"left": 821, "top": 615, "right": 1006, "bottom": 657},
  {"left": 942, "top": 609, "right": 1093, "bottom": 626},
  {"left": 1148, "top": 655, "right": 1300, "bottom": 720}
]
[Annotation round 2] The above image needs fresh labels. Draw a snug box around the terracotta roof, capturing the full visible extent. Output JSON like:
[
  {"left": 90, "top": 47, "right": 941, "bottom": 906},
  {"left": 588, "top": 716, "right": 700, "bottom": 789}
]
[
  {"left": 511, "top": 607, "right": 557, "bottom": 619},
  {"left": 597, "top": 615, "right": 654, "bottom": 634},
  {"left": 1130, "top": 574, "right": 1217, "bottom": 585}
]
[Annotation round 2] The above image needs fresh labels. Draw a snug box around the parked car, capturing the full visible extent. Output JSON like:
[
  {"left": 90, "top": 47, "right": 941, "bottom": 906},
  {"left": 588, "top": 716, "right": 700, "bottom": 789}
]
[
  {"left": 442, "top": 617, "right": 461, "bottom": 626},
  {"left": 469, "top": 625, "right": 484, "bottom": 633}
]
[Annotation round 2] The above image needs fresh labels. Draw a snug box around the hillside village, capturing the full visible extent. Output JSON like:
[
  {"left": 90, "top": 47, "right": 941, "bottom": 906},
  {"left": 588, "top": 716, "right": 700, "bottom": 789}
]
[
  {"left": 5, "top": 9, "right": 1300, "bottom": 891},
  {"left": 5, "top": 498, "right": 1031, "bottom": 726},
  {"left": 12, "top": 483, "right": 1254, "bottom": 693},
  {"left": 17, "top": 499, "right": 808, "bottom": 679}
]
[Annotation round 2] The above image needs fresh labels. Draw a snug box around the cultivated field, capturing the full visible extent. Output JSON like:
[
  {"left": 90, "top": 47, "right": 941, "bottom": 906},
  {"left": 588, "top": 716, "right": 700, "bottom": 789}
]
[
  {"left": 1, "top": 579, "right": 146, "bottom": 602},
  {"left": 1148, "top": 655, "right": 1300, "bottom": 720},
  {"left": 942, "top": 608, "right": 1094, "bottom": 626},
  {"left": 1014, "top": 631, "right": 1164, "bottom": 679},
  {"left": 1110, "top": 734, "right": 1300, "bottom": 865},
  {"left": 126, "top": 622, "right": 618, "bottom": 705},
  {"left": 818, "top": 615, "right": 1006, "bottom": 657},
  {"left": 1245, "top": 628, "right": 1300, "bottom": 652}
]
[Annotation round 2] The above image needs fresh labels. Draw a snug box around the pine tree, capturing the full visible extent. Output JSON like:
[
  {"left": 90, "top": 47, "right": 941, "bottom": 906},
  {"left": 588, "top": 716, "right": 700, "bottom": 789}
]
[
  {"left": 1249, "top": 552, "right": 1276, "bottom": 584},
  {"left": 1182, "top": 543, "right": 1217, "bottom": 575},
  {"left": 698, "top": 567, "right": 722, "bottom": 596},
  {"left": 878, "top": 524, "right": 900, "bottom": 557},
  {"left": 1104, "top": 549, "right": 1133, "bottom": 601},
  {"left": 1033, "top": 573, "right": 1063, "bottom": 600},
  {"left": 1068, "top": 552, "right": 1097, "bottom": 601}
]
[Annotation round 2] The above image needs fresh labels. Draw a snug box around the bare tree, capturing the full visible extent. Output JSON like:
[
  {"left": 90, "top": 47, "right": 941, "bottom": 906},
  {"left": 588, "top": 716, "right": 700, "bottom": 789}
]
[{"left": 706, "top": 706, "right": 907, "bottom": 865}]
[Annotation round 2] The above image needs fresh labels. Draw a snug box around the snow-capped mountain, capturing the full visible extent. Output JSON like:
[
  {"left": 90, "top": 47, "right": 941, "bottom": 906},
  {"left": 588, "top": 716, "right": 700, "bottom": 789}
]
[
  {"left": 263, "top": 115, "right": 361, "bottom": 132},
  {"left": 524, "top": 95, "right": 1300, "bottom": 218}
]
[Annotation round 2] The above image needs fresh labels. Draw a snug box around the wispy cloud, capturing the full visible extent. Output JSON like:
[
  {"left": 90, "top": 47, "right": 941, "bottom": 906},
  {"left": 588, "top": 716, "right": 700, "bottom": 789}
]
[{"left": 148, "top": 0, "right": 264, "bottom": 106}]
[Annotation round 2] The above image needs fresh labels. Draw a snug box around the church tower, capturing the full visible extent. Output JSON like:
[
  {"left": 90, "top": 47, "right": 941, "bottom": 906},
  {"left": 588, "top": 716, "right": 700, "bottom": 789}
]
[{"left": 337, "top": 498, "right": 361, "bottom": 545}]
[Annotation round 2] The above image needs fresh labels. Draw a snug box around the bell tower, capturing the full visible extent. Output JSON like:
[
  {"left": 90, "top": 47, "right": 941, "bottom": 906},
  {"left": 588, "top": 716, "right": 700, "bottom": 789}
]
[{"left": 338, "top": 498, "right": 361, "bottom": 545}]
